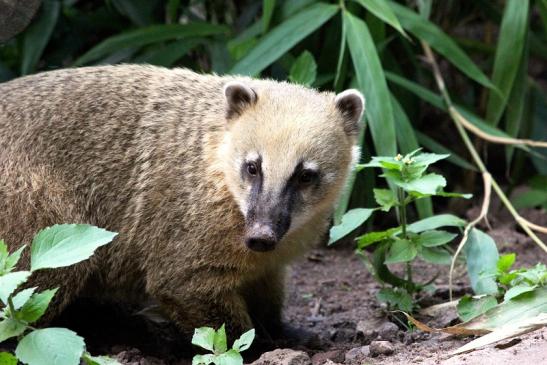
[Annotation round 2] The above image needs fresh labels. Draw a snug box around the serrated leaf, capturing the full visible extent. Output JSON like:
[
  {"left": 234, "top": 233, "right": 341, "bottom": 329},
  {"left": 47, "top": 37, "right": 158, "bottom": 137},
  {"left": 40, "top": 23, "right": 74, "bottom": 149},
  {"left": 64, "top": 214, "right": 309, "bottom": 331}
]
[
  {"left": 464, "top": 228, "right": 499, "bottom": 295},
  {"left": 0, "top": 352, "right": 17, "bottom": 365},
  {"left": 231, "top": 3, "right": 338, "bottom": 76},
  {"left": 0, "top": 318, "right": 27, "bottom": 343},
  {"left": 329, "top": 208, "right": 374, "bottom": 245},
  {"left": 289, "top": 51, "right": 317, "bottom": 86},
  {"left": 216, "top": 349, "right": 243, "bottom": 365},
  {"left": 419, "top": 246, "right": 452, "bottom": 265},
  {"left": 457, "top": 295, "right": 498, "bottom": 322},
  {"left": 192, "top": 327, "right": 216, "bottom": 352},
  {"left": 4, "top": 245, "right": 26, "bottom": 273},
  {"left": 376, "top": 287, "right": 413, "bottom": 312},
  {"left": 497, "top": 253, "right": 516, "bottom": 273},
  {"left": 390, "top": 173, "right": 446, "bottom": 195},
  {"left": 31, "top": 224, "right": 117, "bottom": 271},
  {"left": 11, "top": 287, "right": 37, "bottom": 310},
  {"left": 214, "top": 324, "right": 227, "bottom": 354},
  {"left": 385, "top": 239, "right": 416, "bottom": 263},
  {"left": 504, "top": 285, "right": 536, "bottom": 302},
  {"left": 357, "top": 228, "right": 399, "bottom": 249},
  {"left": 0, "top": 271, "right": 31, "bottom": 304},
  {"left": 373, "top": 189, "right": 397, "bottom": 212},
  {"left": 407, "top": 214, "right": 466, "bottom": 233},
  {"left": 19, "top": 289, "right": 58, "bottom": 324},
  {"left": 192, "top": 354, "right": 215, "bottom": 365},
  {"left": 232, "top": 328, "right": 255, "bottom": 352},
  {"left": 15, "top": 328, "right": 85, "bottom": 365},
  {"left": 416, "top": 230, "right": 457, "bottom": 247}
]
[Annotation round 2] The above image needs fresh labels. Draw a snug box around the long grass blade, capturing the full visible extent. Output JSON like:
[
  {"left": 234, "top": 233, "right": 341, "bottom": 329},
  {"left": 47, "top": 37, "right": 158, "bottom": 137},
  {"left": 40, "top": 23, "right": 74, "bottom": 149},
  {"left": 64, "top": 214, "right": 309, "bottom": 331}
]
[{"left": 351, "top": 0, "right": 408, "bottom": 38}]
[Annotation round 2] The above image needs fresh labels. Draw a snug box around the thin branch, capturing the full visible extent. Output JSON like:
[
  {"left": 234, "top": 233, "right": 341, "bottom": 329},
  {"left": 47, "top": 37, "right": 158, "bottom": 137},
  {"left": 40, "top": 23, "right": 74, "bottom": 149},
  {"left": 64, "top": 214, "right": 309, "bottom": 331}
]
[
  {"left": 449, "top": 172, "right": 491, "bottom": 301},
  {"left": 420, "top": 41, "right": 547, "bottom": 257}
]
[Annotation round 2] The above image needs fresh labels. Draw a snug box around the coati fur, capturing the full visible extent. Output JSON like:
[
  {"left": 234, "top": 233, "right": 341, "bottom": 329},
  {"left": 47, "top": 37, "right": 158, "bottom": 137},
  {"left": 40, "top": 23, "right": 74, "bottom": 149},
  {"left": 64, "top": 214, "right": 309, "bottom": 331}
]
[{"left": 0, "top": 65, "right": 364, "bottom": 341}]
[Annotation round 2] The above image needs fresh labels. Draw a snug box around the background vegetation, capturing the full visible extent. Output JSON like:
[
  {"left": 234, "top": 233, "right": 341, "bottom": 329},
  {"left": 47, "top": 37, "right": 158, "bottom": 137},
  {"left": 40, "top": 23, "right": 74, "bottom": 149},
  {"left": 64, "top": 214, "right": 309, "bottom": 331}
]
[{"left": 2, "top": 0, "right": 546, "bottom": 224}]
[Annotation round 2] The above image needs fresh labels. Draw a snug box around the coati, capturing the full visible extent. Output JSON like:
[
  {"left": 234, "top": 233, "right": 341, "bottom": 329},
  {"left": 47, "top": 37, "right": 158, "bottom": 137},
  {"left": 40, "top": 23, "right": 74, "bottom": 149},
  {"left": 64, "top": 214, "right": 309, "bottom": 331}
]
[{"left": 0, "top": 65, "right": 364, "bottom": 341}]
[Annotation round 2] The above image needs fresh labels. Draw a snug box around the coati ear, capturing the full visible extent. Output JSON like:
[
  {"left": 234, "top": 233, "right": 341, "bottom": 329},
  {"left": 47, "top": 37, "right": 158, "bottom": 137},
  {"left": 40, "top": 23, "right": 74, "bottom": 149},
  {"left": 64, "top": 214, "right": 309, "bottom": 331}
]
[
  {"left": 223, "top": 81, "right": 257, "bottom": 119},
  {"left": 335, "top": 89, "right": 365, "bottom": 137}
]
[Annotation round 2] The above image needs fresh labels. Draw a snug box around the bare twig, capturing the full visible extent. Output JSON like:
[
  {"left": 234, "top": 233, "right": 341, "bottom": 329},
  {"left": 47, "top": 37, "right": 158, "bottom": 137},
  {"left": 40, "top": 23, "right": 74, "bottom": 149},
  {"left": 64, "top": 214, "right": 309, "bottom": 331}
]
[
  {"left": 449, "top": 172, "right": 492, "bottom": 301},
  {"left": 421, "top": 41, "right": 547, "bottom": 264}
]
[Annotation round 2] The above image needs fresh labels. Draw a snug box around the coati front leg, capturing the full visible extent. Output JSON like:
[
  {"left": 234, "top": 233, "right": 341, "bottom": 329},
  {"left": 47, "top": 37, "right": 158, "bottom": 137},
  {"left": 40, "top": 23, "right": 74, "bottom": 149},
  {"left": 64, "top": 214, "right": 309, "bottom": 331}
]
[{"left": 145, "top": 269, "right": 253, "bottom": 341}]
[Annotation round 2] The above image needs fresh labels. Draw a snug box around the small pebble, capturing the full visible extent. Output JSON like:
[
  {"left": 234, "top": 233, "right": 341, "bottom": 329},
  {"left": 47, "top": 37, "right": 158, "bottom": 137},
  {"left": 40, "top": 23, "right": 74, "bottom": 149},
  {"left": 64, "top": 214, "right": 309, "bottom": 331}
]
[{"left": 369, "top": 340, "right": 395, "bottom": 357}]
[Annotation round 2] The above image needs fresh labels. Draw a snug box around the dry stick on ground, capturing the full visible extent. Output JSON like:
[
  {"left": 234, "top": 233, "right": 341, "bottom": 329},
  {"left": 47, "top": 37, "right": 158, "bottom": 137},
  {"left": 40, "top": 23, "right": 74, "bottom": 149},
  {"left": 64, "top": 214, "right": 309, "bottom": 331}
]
[
  {"left": 420, "top": 41, "right": 547, "bottom": 258},
  {"left": 449, "top": 172, "right": 492, "bottom": 301}
]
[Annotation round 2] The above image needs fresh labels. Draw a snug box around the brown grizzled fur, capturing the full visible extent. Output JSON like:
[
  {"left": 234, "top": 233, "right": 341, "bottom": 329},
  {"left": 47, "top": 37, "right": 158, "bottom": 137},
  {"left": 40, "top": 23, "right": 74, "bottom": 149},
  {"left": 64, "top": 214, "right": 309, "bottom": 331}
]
[{"left": 0, "top": 65, "right": 364, "bottom": 341}]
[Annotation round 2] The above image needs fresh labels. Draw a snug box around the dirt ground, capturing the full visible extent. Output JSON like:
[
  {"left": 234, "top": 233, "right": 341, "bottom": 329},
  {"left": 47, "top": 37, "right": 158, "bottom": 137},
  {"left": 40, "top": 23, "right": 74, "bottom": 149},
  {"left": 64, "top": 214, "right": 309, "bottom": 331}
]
[{"left": 1, "top": 205, "right": 545, "bottom": 364}]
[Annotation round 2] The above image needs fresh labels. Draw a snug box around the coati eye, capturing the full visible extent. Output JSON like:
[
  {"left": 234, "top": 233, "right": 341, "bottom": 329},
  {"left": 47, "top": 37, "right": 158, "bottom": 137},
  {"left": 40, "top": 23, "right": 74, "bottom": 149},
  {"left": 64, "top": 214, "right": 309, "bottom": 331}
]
[
  {"left": 299, "top": 170, "right": 317, "bottom": 185},
  {"left": 246, "top": 162, "right": 258, "bottom": 176}
]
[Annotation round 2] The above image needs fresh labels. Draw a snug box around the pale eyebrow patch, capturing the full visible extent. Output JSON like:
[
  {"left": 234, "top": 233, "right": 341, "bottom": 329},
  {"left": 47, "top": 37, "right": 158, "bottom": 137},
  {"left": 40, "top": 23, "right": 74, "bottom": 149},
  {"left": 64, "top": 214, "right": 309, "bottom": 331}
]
[
  {"left": 245, "top": 151, "right": 259, "bottom": 162},
  {"left": 303, "top": 161, "right": 319, "bottom": 171}
]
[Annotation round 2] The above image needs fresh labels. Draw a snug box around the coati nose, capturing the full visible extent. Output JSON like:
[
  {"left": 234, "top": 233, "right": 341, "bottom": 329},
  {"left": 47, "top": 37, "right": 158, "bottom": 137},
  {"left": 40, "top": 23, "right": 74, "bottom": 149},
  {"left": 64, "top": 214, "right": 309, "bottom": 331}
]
[{"left": 245, "top": 224, "right": 277, "bottom": 252}]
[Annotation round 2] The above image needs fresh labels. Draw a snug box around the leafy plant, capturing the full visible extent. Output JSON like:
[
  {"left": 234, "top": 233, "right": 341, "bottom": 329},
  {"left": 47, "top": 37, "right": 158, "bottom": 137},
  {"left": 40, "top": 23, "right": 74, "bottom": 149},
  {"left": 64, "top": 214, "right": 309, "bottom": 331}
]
[
  {"left": 331, "top": 149, "right": 471, "bottom": 311},
  {"left": 457, "top": 253, "right": 547, "bottom": 322},
  {"left": 0, "top": 224, "right": 119, "bottom": 365},
  {"left": 191, "top": 325, "right": 255, "bottom": 365}
]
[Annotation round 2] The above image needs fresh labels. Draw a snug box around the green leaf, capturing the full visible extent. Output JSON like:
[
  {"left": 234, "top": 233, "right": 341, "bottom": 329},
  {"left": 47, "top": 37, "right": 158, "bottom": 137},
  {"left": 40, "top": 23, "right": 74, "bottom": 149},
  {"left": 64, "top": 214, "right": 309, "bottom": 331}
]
[
  {"left": 511, "top": 189, "right": 547, "bottom": 209},
  {"left": 457, "top": 295, "right": 498, "bottom": 322},
  {"left": 289, "top": 51, "right": 317, "bottom": 86},
  {"left": 3, "top": 245, "right": 26, "bottom": 274},
  {"left": 82, "top": 353, "right": 122, "bottom": 365},
  {"left": 192, "top": 354, "right": 215, "bottom": 365},
  {"left": 111, "top": 0, "right": 157, "bottom": 26},
  {"left": 0, "top": 318, "right": 27, "bottom": 343},
  {"left": 416, "top": 230, "right": 457, "bottom": 247},
  {"left": 329, "top": 208, "right": 374, "bottom": 245},
  {"left": 262, "top": 0, "right": 276, "bottom": 33},
  {"left": 19, "top": 289, "right": 58, "bottom": 324},
  {"left": 344, "top": 10, "right": 397, "bottom": 157},
  {"left": 389, "top": 173, "right": 446, "bottom": 195},
  {"left": 21, "top": 0, "right": 61, "bottom": 75},
  {"left": 74, "top": 23, "right": 228, "bottom": 66},
  {"left": 232, "top": 328, "right": 255, "bottom": 352},
  {"left": 11, "top": 287, "right": 37, "bottom": 310},
  {"left": 388, "top": 1, "right": 495, "bottom": 90},
  {"left": 385, "top": 239, "right": 416, "bottom": 263},
  {"left": 485, "top": 0, "right": 530, "bottom": 127},
  {"left": 214, "top": 324, "right": 227, "bottom": 354},
  {"left": 464, "top": 228, "right": 499, "bottom": 295},
  {"left": 407, "top": 214, "right": 466, "bottom": 233},
  {"left": 504, "top": 284, "right": 536, "bottom": 302},
  {"left": 497, "top": 253, "right": 516, "bottom": 273},
  {"left": 0, "top": 352, "right": 17, "bottom": 365},
  {"left": 357, "top": 227, "right": 399, "bottom": 248},
  {"left": 192, "top": 327, "right": 216, "bottom": 352},
  {"left": 376, "top": 287, "right": 413, "bottom": 312},
  {"left": 15, "top": 328, "right": 85, "bottom": 365},
  {"left": 412, "top": 153, "right": 450, "bottom": 167},
  {"left": 215, "top": 349, "right": 244, "bottom": 365},
  {"left": 0, "top": 271, "right": 31, "bottom": 304},
  {"left": 435, "top": 191, "right": 472, "bottom": 199},
  {"left": 352, "top": 0, "right": 407, "bottom": 38},
  {"left": 419, "top": 246, "right": 452, "bottom": 265},
  {"left": 231, "top": 3, "right": 338, "bottom": 76},
  {"left": 134, "top": 39, "right": 203, "bottom": 67},
  {"left": 30, "top": 224, "right": 117, "bottom": 271},
  {"left": 373, "top": 188, "right": 397, "bottom": 212}
]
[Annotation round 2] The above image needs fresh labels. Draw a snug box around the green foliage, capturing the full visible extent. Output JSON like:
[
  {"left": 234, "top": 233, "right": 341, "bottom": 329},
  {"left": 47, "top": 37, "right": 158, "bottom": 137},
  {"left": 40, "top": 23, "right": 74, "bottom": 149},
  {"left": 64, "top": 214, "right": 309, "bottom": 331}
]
[
  {"left": 0, "top": 225, "right": 120, "bottom": 365},
  {"left": 192, "top": 325, "right": 255, "bottom": 365},
  {"left": 457, "top": 253, "right": 547, "bottom": 322},
  {"left": 333, "top": 150, "right": 471, "bottom": 311}
]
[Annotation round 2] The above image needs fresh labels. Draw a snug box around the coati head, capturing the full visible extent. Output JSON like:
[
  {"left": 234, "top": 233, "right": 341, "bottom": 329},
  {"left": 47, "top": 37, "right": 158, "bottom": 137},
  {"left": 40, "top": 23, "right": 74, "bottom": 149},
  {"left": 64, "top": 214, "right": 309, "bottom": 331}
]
[{"left": 219, "top": 80, "right": 364, "bottom": 252}]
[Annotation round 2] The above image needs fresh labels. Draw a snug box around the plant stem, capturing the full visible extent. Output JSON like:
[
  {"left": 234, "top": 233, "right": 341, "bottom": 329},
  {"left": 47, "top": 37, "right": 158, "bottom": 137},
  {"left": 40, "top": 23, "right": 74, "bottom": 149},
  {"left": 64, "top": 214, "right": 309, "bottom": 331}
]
[
  {"left": 7, "top": 296, "right": 16, "bottom": 319},
  {"left": 399, "top": 188, "right": 407, "bottom": 238}
]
